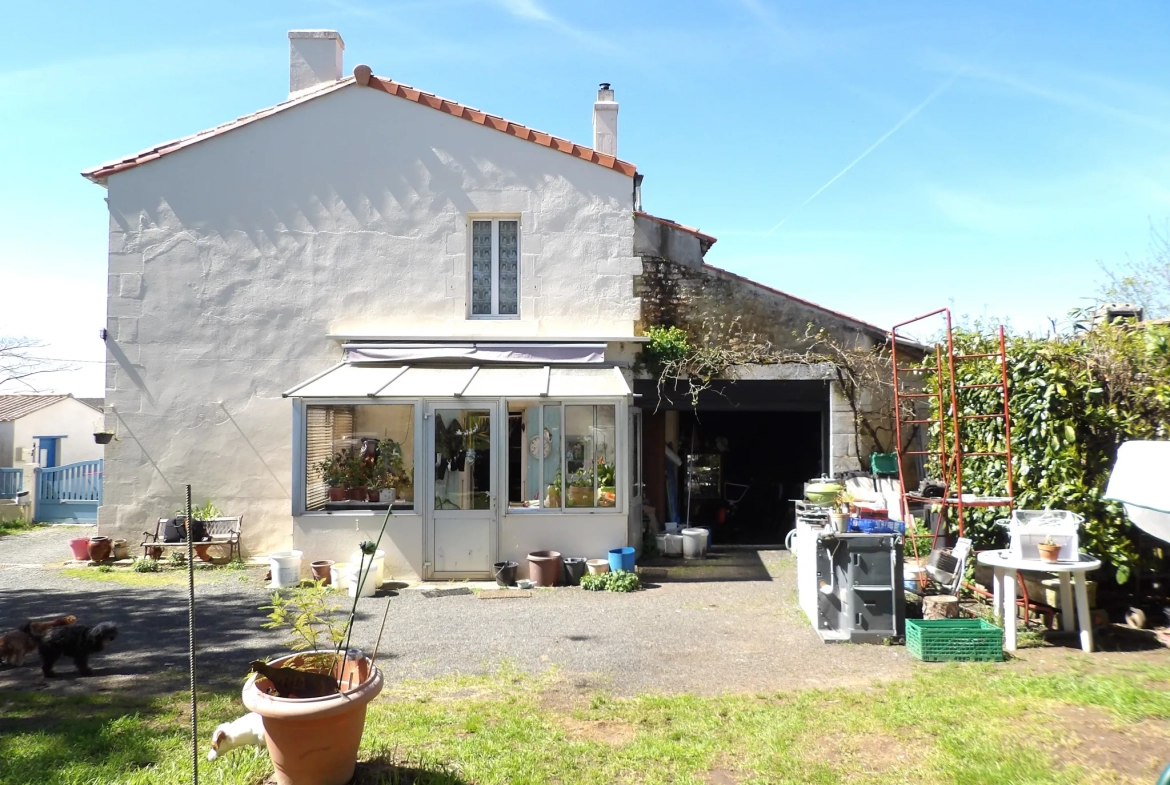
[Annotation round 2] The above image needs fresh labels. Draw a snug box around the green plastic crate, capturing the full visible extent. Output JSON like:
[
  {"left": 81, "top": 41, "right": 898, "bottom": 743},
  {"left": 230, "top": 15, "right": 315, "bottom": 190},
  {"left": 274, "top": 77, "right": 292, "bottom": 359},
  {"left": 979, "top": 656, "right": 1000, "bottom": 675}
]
[{"left": 906, "top": 619, "right": 1004, "bottom": 662}]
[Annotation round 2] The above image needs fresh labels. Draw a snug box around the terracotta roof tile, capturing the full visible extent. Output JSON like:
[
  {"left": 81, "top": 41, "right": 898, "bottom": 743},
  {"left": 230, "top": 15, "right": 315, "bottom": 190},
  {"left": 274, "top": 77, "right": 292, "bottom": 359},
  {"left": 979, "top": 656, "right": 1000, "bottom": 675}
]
[{"left": 83, "top": 68, "right": 638, "bottom": 183}]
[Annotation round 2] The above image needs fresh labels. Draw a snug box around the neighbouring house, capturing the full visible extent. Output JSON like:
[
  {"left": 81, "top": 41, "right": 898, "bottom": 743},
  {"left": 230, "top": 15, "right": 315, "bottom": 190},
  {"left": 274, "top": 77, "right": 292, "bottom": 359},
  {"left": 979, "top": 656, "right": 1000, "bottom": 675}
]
[
  {"left": 0, "top": 395, "right": 104, "bottom": 472},
  {"left": 83, "top": 30, "right": 901, "bottom": 578}
]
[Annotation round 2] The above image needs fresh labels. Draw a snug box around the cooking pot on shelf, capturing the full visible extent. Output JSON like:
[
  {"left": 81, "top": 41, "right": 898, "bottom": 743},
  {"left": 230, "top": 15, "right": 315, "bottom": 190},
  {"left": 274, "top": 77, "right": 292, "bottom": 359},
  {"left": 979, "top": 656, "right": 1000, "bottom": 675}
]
[{"left": 805, "top": 478, "right": 844, "bottom": 506}]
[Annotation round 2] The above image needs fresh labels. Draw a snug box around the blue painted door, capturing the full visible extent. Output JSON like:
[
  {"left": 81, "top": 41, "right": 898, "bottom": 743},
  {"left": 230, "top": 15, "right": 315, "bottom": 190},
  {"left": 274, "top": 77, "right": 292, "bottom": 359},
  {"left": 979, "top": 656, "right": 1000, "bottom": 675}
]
[
  {"left": 36, "top": 437, "right": 60, "bottom": 468},
  {"left": 35, "top": 460, "right": 102, "bottom": 523}
]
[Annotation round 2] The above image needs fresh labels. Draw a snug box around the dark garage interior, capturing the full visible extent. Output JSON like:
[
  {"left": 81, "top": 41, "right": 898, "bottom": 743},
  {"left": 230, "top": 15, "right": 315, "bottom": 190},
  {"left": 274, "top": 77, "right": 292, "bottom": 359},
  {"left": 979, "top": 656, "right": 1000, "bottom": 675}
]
[{"left": 638, "top": 379, "right": 829, "bottom": 547}]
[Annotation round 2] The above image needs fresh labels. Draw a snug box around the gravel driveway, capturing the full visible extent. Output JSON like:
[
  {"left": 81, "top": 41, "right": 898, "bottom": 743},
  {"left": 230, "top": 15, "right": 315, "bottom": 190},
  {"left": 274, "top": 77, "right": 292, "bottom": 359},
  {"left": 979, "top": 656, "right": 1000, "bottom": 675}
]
[{"left": 0, "top": 527, "right": 911, "bottom": 697}]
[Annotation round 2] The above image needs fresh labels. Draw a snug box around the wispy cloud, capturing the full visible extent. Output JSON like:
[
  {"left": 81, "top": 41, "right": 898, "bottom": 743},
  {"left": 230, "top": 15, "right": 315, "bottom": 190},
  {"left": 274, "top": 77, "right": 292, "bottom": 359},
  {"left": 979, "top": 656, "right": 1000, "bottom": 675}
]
[
  {"left": 958, "top": 62, "right": 1170, "bottom": 133},
  {"left": 763, "top": 70, "right": 964, "bottom": 235},
  {"left": 491, "top": 0, "right": 612, "bottom": 50}
]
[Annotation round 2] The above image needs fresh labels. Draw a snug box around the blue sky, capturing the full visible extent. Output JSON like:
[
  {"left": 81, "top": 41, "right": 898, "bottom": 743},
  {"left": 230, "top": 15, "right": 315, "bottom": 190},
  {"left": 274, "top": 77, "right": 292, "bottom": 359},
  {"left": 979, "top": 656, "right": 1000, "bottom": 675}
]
[{"left": 2, "top": 1, "right": 1169, "bottom": 394}]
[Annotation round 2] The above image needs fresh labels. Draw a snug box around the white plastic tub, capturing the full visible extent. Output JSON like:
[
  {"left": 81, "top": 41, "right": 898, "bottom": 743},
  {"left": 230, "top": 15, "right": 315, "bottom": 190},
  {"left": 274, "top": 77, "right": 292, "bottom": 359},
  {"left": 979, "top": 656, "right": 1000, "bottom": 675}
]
[
  {"left": 681, "top": 528, "right": 708, "bottom": 559},
  {"left": 348, "top": 549, "right": 386, "bottom": 589},
  {"left": 663, "top": 533, "right": 684, "bottom": 557},
  {"left": 345, "top": 561, "right": 378, "bottom": 597},
  {"left": 269, "top": 550, "right": 303, "bottom": 588}
]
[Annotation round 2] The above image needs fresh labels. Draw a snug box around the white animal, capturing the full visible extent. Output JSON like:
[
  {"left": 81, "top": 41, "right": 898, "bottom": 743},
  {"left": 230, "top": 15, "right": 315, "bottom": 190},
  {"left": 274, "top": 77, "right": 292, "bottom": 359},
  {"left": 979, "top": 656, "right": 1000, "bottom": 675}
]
[{"left": 206, "top": 712, "right": 266, "bottom": 761}]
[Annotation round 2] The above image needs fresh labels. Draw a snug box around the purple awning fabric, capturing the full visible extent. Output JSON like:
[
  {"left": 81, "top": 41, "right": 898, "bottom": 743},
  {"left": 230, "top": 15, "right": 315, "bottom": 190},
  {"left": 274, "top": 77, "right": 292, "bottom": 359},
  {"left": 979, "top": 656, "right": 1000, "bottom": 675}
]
[{"left": 343, "top": 343, "right": 607, "bottom": 365}]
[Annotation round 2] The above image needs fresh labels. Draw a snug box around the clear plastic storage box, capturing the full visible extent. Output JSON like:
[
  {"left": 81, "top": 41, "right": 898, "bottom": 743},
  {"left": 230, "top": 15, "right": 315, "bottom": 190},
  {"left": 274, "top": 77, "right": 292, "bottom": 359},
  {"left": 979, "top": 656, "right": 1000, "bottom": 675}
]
[{"left": 1005, "top": 509, "right": 1082, "bottom": 561}]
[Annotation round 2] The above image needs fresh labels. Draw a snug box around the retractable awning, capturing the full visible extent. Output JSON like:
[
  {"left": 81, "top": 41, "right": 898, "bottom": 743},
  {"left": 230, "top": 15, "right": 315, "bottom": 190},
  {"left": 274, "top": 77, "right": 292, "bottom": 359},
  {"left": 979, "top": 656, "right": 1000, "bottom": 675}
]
[{"left": 282, "top": 364, "right": 632, "bottom": 399}]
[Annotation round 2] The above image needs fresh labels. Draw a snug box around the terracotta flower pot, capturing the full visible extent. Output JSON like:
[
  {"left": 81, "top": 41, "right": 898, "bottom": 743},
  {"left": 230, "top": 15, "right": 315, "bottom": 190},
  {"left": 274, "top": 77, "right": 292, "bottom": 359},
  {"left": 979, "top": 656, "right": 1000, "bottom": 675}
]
[
  {"left": 527, "top": 550, "right": 562, "bottom": 587},
  {"left": 346, "top": 487, "right": 365, "bottom": 501},
  {"left": 242, "top": 653, "right": 383, "bottom": 785},
  {"left": 311, "top": 560, "right": 335, "bottom": 585},
  {"left": 567, "top": 486, "right": 593, "bottom": 507},
  {"left": 195, "top": 544, "right": 214, "bottom": 562},
  {"left": 147, "top": 545, "right": 163, "bottom": 560},
  {"left": 1037, "top": 543, "right": 1062, "bottom": 563},
  {"left": 328, "top": 487, "right": 347, "bottom": 502},
  {"left": 87, "top": 536, "right": 112, "bottom": 562},
  {"left": 112, "top": 539, "right": 130, "bottom": 560},
  {"left": 367, "top": 489, "right": 380, "bottom": 503},
  {"left": 69, "top": 537, "right": 92, "bottom": 561}
]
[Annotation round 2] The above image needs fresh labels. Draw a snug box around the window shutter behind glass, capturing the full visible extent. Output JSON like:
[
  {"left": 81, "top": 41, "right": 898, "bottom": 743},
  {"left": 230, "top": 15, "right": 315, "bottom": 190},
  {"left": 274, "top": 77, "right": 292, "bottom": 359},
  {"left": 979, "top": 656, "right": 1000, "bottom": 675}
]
[
  {"left": 498, "top": 220, "right": 519, "bottom": 315},
  {"left": 305, "top": 407, "right": 333, "bottom": 511},
  {"left": 471, "top": 221, "right": 493, "bottom": 315}
]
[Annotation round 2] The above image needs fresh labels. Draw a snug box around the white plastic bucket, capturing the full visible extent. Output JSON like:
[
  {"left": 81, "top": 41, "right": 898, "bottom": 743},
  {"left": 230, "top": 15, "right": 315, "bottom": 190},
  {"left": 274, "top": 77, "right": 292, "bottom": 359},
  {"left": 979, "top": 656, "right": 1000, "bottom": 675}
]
[
  {"left": 663, "top": 533, "right": 684, "bottom": 557},
  {"left": 330, "top": 562, "right": 348, "bottom": 590},
  {"left": 655, "top": 534, "right": 668, "bottom": 553},
  {"left": 269, "top": 550, "right": 303, "bottom": 588},
  {"left": 345, "top": 561, "right": 377, "bottom": 597},
  {"left": 348, "top": 549, "right": 386, "bottom": 589},
  {"left": 681, "top": 528, "right": 708, "bottom": 559}
]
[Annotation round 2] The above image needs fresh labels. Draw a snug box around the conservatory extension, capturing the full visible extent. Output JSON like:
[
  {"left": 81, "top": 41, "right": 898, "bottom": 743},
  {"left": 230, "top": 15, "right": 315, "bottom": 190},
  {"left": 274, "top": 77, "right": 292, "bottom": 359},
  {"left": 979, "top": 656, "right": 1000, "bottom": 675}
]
[{"left": 284, "top": 345, "right": 640, "bottom": 582}]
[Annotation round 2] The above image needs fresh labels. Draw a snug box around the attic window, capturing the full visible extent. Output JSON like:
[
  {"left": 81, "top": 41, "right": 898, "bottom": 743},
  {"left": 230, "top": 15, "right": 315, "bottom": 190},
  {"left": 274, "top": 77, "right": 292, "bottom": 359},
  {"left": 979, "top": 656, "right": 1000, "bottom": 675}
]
[{"left": 469, "top": 217, "right": 520, "bottom": 318}]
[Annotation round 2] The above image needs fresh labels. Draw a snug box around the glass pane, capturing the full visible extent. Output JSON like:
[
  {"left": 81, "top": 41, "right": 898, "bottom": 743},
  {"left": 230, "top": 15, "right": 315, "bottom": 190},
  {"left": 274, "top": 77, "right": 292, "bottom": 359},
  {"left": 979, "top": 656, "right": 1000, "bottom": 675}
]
[
  {"left": 594, "top": 405, "right": 617, "bottom": 507},
  {"left": 566, "top": 405, "right": 615, "bottom": 508},
  {"left": 543, "top": 404, "right": 562, "bottom": 509},
  {"left": 471, "top": 220, "right": 493, "bottom": 315},
  {"left": 507, "top": 401, "right": 538, "bottom": 509},
  {"left": 498, "top": 220, "right": 519, "bottom": 315},
  {"left": 434, "top": 408, "right": 492, "bottom": 510},
  {"left": 306, "top": 404, "right": 414, "bottom": 511}
]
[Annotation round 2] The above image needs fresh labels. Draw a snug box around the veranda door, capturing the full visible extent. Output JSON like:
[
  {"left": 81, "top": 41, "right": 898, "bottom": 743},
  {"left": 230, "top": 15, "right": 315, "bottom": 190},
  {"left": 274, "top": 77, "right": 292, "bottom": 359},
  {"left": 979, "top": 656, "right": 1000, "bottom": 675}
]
[{"left": 427, "top": 401, "right": 499, "bottom": 579}]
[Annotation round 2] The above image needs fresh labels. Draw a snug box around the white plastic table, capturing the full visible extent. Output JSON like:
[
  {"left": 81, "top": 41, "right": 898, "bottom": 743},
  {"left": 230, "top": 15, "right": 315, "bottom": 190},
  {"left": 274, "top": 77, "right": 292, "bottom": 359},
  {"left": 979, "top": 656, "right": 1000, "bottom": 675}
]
[{"left": 976, "top": 549, "right": 1102, "bottom": 653}]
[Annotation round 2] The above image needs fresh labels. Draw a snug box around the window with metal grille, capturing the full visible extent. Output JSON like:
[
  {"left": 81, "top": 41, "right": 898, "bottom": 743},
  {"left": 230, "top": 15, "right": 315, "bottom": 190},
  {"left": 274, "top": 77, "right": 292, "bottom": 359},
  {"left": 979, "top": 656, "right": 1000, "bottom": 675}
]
[{"left": 470, "top": 217, "right": 520, "bottom": 317}]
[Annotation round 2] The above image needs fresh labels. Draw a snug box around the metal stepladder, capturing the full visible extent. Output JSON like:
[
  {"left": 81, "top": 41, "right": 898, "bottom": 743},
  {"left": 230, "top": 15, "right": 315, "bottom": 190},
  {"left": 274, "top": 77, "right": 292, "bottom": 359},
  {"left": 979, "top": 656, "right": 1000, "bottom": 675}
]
[{"left": 890, "top": 308, "right": 1015, "bottom": 564}]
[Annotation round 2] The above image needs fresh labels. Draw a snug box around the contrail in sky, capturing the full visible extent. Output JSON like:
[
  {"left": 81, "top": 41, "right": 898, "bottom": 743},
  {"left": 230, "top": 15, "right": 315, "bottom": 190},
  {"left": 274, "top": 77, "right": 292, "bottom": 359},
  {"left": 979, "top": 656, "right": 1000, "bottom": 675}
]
[{"left": 764, "top": 71, "right": 964, "bottom": 236}]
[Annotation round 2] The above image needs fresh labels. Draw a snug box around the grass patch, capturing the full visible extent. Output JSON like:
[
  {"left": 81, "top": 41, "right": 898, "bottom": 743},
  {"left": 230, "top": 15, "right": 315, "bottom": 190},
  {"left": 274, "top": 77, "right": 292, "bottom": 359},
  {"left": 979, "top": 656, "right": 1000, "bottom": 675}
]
[
  {"left": 59, "top": 565, "right": 257, "bottom": 589},
  {"left": 0, "top": 518, "right": 42, "bottom": 538},
  {"left": 1, "top": 660, "right": 1168, "bottom": 784}
]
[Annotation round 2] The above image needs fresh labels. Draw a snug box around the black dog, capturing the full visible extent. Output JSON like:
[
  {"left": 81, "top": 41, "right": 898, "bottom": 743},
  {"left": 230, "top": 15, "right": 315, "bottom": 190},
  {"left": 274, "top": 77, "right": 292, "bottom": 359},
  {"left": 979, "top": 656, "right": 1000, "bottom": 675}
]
[{"left": 38, "top": 622, "right": 118, "bottom": 677}]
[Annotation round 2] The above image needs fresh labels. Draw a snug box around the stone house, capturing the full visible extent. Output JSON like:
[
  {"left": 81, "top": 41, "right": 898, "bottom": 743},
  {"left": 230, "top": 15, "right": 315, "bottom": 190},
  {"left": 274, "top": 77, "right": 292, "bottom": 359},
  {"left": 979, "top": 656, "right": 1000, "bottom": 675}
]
[{"left": 83, "top": 29, "right": 899, "bottom": 577}]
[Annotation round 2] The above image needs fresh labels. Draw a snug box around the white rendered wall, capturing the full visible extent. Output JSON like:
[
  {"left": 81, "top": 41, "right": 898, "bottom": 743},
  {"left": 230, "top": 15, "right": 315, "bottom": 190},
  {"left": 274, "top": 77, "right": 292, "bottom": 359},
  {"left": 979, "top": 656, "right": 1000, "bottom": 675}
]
[
  {"left": 12, "top": 400, "right": 105, "bottom": 467},
  {"left": 97, "top": 84, "right": 640, "bottom": 556}
]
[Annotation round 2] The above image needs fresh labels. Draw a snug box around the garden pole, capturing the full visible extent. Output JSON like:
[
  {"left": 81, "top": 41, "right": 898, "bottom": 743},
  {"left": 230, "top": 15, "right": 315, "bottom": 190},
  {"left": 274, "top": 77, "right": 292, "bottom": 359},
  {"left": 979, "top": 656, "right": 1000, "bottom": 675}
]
[{"left": 185, "top": 484, "right": 198, "bottom": 785}]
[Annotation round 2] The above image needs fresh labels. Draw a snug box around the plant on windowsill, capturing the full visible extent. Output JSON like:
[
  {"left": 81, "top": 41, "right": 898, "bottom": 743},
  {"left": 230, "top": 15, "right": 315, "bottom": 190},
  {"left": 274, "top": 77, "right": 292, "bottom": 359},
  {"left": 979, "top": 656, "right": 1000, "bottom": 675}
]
[
  {"left": 595, "top": 459, "right": 616, "bottom": 507},
  {"left": 375, "top": 439, "right": 405, "bottom": 503},
  {"left": 545, "top": 469, "right": 562, "bottom": 508},
  {"left": 316, "top": 453, "right": 348, "bottom": 502},
  {"left": 567, "top": 468, "right": 594, "bottom": 508},
  {"left": 342, "top": 449, "right": 371, "bottom": 501}
]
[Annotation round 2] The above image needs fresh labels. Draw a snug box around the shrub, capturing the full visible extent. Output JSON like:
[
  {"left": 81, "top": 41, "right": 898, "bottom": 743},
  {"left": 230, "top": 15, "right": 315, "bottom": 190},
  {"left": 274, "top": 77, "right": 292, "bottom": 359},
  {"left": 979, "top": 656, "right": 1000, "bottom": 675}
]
[
  {"left": 580, "top": 570, "right": 640, "bottom": 593},
  {"left": 131, "top": 557, "right": 160, "bottom": 573}
]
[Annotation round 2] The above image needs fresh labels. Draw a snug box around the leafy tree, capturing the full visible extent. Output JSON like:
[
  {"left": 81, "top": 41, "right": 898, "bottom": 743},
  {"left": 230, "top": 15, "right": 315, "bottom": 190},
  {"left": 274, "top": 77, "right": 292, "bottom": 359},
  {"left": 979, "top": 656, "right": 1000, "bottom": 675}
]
[{"left": 1098, "top": 220, "right": 1170, "bottom": 319}]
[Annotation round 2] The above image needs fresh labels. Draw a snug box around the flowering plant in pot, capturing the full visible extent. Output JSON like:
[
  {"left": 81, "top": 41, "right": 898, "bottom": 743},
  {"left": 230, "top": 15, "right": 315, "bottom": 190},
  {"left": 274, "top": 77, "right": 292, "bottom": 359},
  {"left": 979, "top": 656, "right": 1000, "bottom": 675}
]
[
  {"left": 243, "top": 520, "right": 391, "bottom": 785},
  {"left": 567, "top": 468, "right": 594, "bottom": 507}
]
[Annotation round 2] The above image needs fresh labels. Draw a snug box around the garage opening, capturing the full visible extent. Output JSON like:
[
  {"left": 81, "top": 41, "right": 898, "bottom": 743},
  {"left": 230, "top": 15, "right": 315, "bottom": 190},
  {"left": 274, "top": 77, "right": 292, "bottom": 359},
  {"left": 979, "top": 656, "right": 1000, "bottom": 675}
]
[{"left": 675, "top": 410, "right": 822, "bottom": 545}]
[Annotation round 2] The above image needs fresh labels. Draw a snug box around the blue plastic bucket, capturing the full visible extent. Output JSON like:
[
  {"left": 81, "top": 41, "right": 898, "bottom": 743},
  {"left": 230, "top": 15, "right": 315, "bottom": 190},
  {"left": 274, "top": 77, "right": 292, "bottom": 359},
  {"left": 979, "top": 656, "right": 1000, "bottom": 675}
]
[{"left": 608, "top": 547, "right": 635, "bottom": 573}]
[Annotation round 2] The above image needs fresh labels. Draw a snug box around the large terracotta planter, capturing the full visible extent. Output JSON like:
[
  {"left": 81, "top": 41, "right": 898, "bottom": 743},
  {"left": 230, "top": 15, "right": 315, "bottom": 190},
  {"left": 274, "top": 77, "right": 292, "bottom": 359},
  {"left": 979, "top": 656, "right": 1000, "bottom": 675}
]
[
  {"left": 311, "top": 560, "right": 335, "bottom": 585},
  {"left": 243, "top": 652, "right": 383, "bottom": 785},
  {"left": 87, "top": 536, "right": 112, "bottom": 562},
  {"left": 328, "top": 486, "right": 346, "bottom": 502}
]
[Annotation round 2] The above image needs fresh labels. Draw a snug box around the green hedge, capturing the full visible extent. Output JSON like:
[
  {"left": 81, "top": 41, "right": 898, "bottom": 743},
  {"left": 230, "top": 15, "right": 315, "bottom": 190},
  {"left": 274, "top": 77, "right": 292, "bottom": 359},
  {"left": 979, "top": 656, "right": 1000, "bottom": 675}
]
[{"left": 923, "top": 322, "right": 1170, "bottom": 584}]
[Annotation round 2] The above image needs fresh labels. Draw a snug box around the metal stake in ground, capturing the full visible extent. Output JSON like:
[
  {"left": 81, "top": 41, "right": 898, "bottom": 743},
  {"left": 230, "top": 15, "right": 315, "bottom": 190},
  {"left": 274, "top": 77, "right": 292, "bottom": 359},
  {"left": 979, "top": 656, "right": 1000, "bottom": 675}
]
[{"left": 185, "top": 484, "right": 198, "bottom": 785}]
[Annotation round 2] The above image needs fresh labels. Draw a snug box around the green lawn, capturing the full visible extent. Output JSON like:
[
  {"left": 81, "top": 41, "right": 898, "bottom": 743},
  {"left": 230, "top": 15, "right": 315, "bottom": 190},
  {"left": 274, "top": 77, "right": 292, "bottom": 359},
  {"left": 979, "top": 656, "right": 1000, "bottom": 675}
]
[
  {"left": 1, "top": 660, "right": 1168, "bottom": 785},
  {"left": 59, "top": 562, "right": 257, "bottom": 588}
]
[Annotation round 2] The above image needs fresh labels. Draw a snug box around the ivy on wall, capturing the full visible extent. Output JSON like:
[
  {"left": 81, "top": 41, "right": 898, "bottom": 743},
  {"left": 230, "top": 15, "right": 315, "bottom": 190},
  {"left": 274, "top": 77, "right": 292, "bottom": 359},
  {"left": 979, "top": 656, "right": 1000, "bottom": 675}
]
[{"left": 923, "top": 322, "right": 1170, "bottom": 583}]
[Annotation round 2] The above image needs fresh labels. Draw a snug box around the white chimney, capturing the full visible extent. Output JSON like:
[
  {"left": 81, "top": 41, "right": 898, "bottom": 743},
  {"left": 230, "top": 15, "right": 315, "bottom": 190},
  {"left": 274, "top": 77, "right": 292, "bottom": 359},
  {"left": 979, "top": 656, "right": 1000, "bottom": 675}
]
[
  {"left": 593, "top": 83, "right": 618, "bottom": 157},
  {"left": 288, "top": 30, "right": 344, "bottom": 97}
]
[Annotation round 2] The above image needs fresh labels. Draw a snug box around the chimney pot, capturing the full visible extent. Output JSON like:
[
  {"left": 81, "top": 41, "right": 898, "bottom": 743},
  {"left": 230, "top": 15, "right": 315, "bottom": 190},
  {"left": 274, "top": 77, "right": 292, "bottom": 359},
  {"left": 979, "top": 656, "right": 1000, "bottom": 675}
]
[
  {"left": 288, "top": 30, "right": 344, "bottom": 97},
  {"left": 593, "top": 83, "right": 618, "bottom": 157}
]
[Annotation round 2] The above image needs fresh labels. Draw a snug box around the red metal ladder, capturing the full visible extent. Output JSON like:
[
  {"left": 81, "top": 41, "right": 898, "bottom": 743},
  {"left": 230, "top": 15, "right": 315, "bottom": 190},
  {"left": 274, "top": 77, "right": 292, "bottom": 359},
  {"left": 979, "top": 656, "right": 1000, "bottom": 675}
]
[{"left": 891, "top": 308, "right": 1015, "bottom": 557}]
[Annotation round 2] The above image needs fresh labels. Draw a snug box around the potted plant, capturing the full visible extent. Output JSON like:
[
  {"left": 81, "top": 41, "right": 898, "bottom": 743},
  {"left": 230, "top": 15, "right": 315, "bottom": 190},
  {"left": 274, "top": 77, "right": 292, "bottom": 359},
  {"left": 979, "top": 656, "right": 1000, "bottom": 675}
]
[
  {"left": 393, "top": 469, "right": 414, "bottom": 504},
  {"left": 343, "top": 450, "right": 369, "bottom": 501},
  {"left": 567, "top": 468, "right": 593, "bottom": 507},
  {"left": 245, "top": 538, "right": 387, "bottom": 785},
  {"left": 595, "top": 459, "right": 616, "bottom": 507},
  {"left": 545, "top": 468, "right": 562, "bottom": 508},
  {"left": 375, "top": 440, "right": 402, "bottom": 503},
  {"left": 316, "top": 454, "right": 347, "bottom": 502},
  {"left": 830, "top": 493, "right": 851, "bottom": 533},
  {"left": 1037, "top": 535, "right": 1062, "bottom": 563},
  {"left": 175, "top": 499, "right": 222, "bottom": 561},
  {"left": 93, "top": 430, "right": 116, "bottom": 445}
]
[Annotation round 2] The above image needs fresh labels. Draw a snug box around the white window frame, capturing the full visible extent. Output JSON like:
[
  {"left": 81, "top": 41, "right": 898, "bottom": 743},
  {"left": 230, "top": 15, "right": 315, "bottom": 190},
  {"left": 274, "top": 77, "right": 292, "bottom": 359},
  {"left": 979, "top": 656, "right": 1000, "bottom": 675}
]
[
  {"left": 468, "top": 215, "right": 521, "bottom": 319},
  {"left": 504, "top": 397, "right": 626, "bottom": 515}
]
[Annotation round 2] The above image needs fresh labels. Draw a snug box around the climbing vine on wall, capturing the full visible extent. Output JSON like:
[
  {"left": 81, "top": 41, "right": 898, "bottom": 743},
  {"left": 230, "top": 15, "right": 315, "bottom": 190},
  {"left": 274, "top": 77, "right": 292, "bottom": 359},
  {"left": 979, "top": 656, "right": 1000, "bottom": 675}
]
[{"left": 923, "top": 322, "right": 1170, "bottom": 584}]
